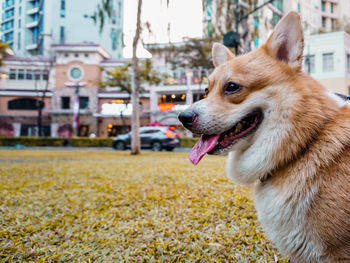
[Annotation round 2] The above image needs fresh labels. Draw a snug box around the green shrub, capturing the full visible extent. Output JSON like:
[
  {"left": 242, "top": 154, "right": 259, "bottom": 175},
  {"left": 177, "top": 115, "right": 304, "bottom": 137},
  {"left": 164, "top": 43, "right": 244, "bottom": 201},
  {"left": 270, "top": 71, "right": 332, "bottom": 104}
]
[
  {"left": 180, "top": 137, "right": 198, "bottom": 148},
  {"left": 0, "top": 136, "right": 196, "bottom": 148},
  {"left": 0, "top": 137, "right": 65, "bottom": 147},
  {"left": 68, "top": 137, "right": 114, "bottom": 147}
]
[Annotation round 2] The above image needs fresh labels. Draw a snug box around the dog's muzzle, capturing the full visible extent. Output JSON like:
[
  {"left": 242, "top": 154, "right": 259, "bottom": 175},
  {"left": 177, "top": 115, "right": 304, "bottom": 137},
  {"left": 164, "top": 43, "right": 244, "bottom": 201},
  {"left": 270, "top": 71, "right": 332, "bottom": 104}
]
[{"left": 178, "top": 109, "right": 198, "bottom": 129}]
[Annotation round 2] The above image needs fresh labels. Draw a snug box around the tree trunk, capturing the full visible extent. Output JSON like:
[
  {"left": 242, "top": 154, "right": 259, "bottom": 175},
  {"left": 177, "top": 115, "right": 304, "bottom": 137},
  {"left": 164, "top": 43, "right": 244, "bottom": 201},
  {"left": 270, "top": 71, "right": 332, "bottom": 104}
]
[
  {"left": 241, "top": 16, "right": 251, "bottom": 53},
  {"left": 131, "top": 0, "right": 142, "bottom": 155}
]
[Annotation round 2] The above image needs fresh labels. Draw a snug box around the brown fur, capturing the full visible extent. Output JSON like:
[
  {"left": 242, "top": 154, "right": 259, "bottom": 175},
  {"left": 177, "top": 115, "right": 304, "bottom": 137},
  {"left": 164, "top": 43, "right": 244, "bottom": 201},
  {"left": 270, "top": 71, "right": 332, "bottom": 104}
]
[{"left": 182, "top": 12, "right": 350, "bottom": 262}]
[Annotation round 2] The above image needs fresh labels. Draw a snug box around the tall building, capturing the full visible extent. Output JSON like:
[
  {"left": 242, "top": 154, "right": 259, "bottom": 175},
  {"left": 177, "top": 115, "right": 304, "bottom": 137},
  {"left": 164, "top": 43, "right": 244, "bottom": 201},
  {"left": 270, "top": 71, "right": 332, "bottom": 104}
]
[
  {"left": 202, "top": 0, "right": 350, "bottom": 50},
  {"left": 1, "top": 0, "right": 123, "bottom": 58}
]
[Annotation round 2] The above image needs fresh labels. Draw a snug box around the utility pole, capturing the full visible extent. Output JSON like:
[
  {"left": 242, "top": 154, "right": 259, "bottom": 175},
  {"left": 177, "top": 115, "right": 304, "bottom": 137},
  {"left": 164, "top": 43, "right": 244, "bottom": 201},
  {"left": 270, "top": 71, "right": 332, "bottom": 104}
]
[{"left": 65, "top": 81, "right": 86, "bottom": 137}]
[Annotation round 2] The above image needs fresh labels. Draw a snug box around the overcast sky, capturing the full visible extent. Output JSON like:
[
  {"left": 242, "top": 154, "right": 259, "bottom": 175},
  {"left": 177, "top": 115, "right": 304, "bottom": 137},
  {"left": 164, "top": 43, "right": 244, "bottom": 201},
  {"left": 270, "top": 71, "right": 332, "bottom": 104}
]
[{"left": 123, "top": 0, "right": 203, "bottom": 58}]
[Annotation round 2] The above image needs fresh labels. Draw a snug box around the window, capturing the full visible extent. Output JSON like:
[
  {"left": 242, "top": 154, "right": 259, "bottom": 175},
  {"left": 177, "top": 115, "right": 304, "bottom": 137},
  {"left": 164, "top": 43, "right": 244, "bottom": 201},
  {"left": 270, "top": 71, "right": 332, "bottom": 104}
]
[
  {"left": 111, "top": 29, "right": 117, "bottom": 50},
  {"left": 69, "top": 67, "right": 83, "bottom": 80},
  {"left": 42, "top": 70, "right": 49, "bottom": 80},
  {"left": 9, "top": 69, "right": 16, "bottom": 79},
  {"left": 60, "top": 0, "right": 66, "bottom": 17},
  {"left": 330, "top": 3, "right": 334, "bottom": 13},
  {"left": 8, "top": 98, "right": 40, "bottom": 110},
  {"left": 18, "top": 69, "right": 24, "bottom": 80},
  {"left": 331, "top": 19, "right": 335, "bottom": 30},
  {"left": 17, "top": 32, "right": 20, "bottom": 50},
  {"left": 347, "top": 54, "right": 350, "bottom": 73},
  {"left": 61, "top": 96, "right": 70, "bottom": 109},
  {"left": 26, "top": 70, "right": 33, "bottom": 80},
  {"left": 322, "top": 17, "right": 326, "bottom": 28},
  {"left": 64, "top": 53, "right": 69, "bottom": 57},
  {"left": 297, "top": 3, "right": 301, "bottom": 13},
  {"left": 79, "top": 96, "right": 89, "bottom": 109},
  {"left": 323, "top": 53, "right": 334, "bottom": 72},
  {"left": 18, "top": 19, "right": 21, "bottom": 28},
  {"left": 59, "top": 26, "right": 65, "bottom": 43},
  {"left": 158, "top": 93, "right": 186, "bottom": 104},
  {"left": 84, "top": 53, "right": 89, "bottom": 58},
  {"left": 193, "top": 93, "right": 206, "bottom": 102},
  {"left": 74, "top": 53, "right": 79, "bottom": 58},
  {"left": 18, "top": 6, "right": 21, "bottom": 16},
  {"left": 34, "top": 70, "right": 41, "bottom": 80},
  {"left": 272, "top": 13, "right": 282, "bottom": 26},
  {"left": 321, "top": 1, "right": 325, "bottom": 11},
  {"left": 273, "top": 0, "right": 283, "bottom": 11},
  {"left": 304, "top": 55, "right": 315, "bottom": 73}
]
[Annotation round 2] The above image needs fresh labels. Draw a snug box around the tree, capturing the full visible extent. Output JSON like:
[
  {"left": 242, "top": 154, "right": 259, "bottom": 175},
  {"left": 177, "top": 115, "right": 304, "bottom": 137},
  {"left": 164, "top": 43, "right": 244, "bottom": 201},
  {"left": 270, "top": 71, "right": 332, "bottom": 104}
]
[
  {"left": 202, "top": 0, "right": 261, "bottom": 53},
  {"left": 0, "top": 42, "right": 10, "bottom": 68},
  {"left": 130, "top": 0, "right": 143, "bottom": 154},
  {"left": 94, "top": 0, "right": 158, "bottom": 155},
  {"left": 101, "top": 60, "right": 162, "bottom": 93},
  {"left": 92, "top": 0, "right": 113, "bottom": 33},
  {"left": 35, "top": 58, "right": 54, "bottom": 137},
  {"left": 100, "top": 60, "right": 162, "bottom": 133}
]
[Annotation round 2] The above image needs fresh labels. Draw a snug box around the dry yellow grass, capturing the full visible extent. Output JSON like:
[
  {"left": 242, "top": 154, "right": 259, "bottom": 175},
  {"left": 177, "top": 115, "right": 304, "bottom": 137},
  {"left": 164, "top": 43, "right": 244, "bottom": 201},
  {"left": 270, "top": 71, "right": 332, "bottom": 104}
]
[{"left": 0, "top": 150, "right": 288, "bottom": 262}]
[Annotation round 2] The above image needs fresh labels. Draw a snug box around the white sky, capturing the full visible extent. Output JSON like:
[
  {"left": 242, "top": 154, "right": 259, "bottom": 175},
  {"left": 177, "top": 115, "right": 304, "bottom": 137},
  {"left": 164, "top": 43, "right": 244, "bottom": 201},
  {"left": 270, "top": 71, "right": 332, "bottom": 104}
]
[{"left": 123, "top": 0, "right": 203, "bottom": 58}]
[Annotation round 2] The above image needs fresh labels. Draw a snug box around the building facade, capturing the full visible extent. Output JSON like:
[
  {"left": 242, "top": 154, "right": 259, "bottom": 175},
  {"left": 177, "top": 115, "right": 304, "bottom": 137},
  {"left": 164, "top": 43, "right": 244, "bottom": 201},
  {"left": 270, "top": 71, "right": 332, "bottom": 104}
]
[
  {"left": 145, "top": 43, "right": 208, "bottom": 127},
  {"left": 1, "top": 0, "right": 123, "bottom": 58},
  {"left": 202, "top": 0, "right": 350, "bottom": 50},
  {"left": 304, "top": 31, "right": 350, "bottom": 95},
  {"left": 0, "top": 43, "right": 150, "bottom": 137}
]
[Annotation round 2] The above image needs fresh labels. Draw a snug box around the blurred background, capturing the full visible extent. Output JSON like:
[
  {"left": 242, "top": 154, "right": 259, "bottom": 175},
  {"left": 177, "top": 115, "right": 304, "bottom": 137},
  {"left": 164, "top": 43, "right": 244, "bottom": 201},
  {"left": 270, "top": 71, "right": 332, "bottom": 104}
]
[{"left": 0, "top": 0, "right": 349, "bottom": 140}]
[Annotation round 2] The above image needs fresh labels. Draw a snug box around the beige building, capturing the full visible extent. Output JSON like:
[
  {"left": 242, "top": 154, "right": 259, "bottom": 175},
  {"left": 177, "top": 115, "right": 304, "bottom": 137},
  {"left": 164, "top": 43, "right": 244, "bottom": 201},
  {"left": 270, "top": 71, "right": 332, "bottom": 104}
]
[{"left": 0, "top": 43, "right": 151, "bottom": 137}]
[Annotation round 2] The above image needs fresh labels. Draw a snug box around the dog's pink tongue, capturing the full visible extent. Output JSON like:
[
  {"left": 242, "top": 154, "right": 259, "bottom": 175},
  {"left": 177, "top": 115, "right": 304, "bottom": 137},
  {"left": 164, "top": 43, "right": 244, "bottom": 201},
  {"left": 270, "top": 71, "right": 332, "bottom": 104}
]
[{"left": 189, "top": 134, "right": 220, "bottom": 165}]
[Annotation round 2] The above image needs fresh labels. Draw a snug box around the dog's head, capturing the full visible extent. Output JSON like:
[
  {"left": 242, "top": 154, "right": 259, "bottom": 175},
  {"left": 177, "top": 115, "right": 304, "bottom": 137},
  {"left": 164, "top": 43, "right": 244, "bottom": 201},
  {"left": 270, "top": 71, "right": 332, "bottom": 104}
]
[{"left": 179, "top": 12, "right": 308, "bottom": 184}]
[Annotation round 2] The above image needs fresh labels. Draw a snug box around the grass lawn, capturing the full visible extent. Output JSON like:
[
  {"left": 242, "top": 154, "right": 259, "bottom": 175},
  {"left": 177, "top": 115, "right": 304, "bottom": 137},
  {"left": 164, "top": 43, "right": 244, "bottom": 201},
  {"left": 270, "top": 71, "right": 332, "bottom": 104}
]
[{"left": 0, "top": 150, "right": 288, "bottom": 262}]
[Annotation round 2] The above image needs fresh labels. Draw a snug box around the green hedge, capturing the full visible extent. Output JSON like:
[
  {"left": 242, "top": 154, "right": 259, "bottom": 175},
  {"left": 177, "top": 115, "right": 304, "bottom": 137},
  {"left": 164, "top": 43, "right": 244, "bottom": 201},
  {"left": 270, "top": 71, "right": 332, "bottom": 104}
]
[
  {"left": 0, "top": 136, "right": 113, "bottom": 147},
  {"left": 0, "top": 136, "right": 197, "bottom": 148},
  {"left": 0, "top": 137, "right": 65, "bottom": 147},
  {"left": 69, "top": 137, "right": 113, "bottom": 147}
]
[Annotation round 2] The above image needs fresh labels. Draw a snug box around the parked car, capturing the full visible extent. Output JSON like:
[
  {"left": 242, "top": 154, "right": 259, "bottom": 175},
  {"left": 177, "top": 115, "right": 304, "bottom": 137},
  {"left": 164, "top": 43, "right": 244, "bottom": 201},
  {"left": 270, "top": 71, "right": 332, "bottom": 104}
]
[{"left": 113, "top": 126, "right": 180, "bottom": 151}]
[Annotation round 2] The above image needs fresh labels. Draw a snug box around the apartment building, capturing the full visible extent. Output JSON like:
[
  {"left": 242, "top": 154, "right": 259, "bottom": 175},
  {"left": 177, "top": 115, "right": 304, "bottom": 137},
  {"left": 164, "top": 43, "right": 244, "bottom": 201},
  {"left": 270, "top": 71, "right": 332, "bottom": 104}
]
[
  {"left": 0, "top": 0, "right": 124, "bottom": 58},
  {"left": 303, "top": 31, "right": 350, "bottom": 95},
  {"left": 202, "top": 0, "right": 350, "bottom": 50}
]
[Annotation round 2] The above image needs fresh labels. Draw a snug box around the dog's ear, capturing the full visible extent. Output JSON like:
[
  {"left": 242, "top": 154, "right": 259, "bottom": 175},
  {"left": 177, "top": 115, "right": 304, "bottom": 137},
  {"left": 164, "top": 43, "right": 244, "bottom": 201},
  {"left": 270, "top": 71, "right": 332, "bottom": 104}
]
[
  {"left": 212, "top": 43, "right": 234, "bottom": 67},
  {"left": 264, "top": 12, "right": 304, "bottom": 71}
]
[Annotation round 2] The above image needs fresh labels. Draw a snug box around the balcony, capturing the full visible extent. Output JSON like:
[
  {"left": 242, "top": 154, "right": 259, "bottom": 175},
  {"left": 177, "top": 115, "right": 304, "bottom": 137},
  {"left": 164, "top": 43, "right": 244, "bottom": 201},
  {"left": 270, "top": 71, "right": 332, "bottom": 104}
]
[
  {"left": 1, "top": 27, "right": 14, "bottom": 35},
  {"left": 26, "top": 7, "right": 40, "bottom": 15},
  {"left": 26, "top": 20, "right": 39, "bottom": 28},
  {"left": 26, "top": 43, "right": 38, "bottom": 50}
]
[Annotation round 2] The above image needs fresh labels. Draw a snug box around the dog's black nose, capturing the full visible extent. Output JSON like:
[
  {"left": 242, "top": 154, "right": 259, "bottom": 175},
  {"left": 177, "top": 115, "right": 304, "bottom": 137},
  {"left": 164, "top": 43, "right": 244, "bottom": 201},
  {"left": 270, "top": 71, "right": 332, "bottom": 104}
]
[{"left": 178, "top": 110, "right": 198, "bottom": 128}]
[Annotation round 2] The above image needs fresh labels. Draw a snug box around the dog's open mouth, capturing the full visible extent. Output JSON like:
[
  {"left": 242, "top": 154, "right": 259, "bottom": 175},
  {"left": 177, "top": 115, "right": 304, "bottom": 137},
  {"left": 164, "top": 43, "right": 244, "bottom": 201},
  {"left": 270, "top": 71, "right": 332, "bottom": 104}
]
[{"left": 189, "top": 109, "right": 264, "bottom": 165}]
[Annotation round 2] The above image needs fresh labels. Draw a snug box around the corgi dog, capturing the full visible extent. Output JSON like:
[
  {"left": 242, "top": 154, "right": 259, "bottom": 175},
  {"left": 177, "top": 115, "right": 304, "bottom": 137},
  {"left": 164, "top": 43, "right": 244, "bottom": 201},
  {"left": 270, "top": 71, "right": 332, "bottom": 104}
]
[{"left": 178, "top": 12, "right": 350, "bottom": 262}]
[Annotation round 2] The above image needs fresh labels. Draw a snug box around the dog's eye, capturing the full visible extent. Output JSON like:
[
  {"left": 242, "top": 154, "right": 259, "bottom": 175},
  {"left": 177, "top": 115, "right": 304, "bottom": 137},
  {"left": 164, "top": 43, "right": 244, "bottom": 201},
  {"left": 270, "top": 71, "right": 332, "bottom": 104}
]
[
  {"left": 205, "top": 87, "right": 209, "bottom": 95},
  {"left": 223, "top": 82, "right": 242, "bottom": 95}
]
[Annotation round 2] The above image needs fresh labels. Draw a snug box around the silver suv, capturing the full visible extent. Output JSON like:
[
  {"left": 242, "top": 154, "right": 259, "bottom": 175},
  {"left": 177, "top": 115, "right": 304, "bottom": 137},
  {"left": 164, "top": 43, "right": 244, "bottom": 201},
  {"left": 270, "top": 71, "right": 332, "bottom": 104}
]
[{"left": 113, "top": 126, "right": 180, "bottom": 151}]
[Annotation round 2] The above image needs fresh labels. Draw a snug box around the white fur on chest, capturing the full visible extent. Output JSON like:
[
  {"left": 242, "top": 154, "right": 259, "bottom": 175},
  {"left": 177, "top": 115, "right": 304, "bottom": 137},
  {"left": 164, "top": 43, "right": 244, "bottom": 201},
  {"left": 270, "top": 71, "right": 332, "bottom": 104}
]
[{"left": 254, "top": 182, "right": 324, "bottom": 262}]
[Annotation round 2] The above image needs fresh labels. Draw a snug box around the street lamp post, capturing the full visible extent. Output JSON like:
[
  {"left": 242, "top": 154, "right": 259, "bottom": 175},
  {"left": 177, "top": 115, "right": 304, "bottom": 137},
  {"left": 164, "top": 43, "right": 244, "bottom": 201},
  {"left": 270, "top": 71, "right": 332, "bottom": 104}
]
[
  {"left": 65, "top": 81, "right": 86, "bottom": 137},
  {"left": 186, "top": 70, "right": 193, "bottom": 105}
]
